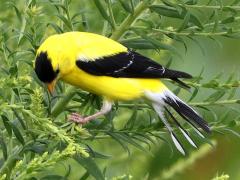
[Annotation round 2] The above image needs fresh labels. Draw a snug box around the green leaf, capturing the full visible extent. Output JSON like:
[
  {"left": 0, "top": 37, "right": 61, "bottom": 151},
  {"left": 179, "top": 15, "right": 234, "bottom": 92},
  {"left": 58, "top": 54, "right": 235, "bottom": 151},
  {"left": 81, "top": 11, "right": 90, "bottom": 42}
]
[
  {"left": 18, "top": 16, "right": 27, "bottom": 46},
  {"left": 221, "top": 17, "right": 235, "bottom": 24},
  {"left": 56, "top": 14, "right": 73, "bottom": 30},
  {"left": 164, "top": 33, "right": 187, "bottom": 53},
  {"left": 137, "top": 19, "right": 155, "bottom": 29},
  {"left": 225, "top": 33, "right": 240, "bottom": 39},
  {"left": 0, "top": 138, "right": 8, "bottom": 160},
  {"left": 124, "top": 106, "right": 138, "bottom": 129},
  {"left": 150, "top": 5, "right": 203, "bottom": 29},
  {"left": 222, "top": 7, "right": 237, "bottom": 14},
  {"left": 218, "top": 110, "right": 232, "bottom": 124},
  {"left": 223, "top": 128, "right": 240, "bottom": 138},
  {"left": 11, "top": 123, "right": 25, "bottom": 145},
  {"left": 231, "top": 0, "right": 240, "bottom": 5},
  {"left": 9, "top": 64, "right": 18, "bottom": 76},
  {"left": 107, "top": 132, "right": 130, "bottom": 154},
  {"left": 150, "top": 5, "right": 180, "bottom": 18},
  {"left": 74, "top": 155, "right": 105, "bottom": 180},
  {"left": 93, "top": 0, "right": 114, "bottom": 28},
  {"left": 8, "top": 3, "right": 22, "bottom": 22},
  {"left": 162, "top": 0, "right": 178, "bottom": 8},
  {"left": 212, "top": 10, "right": 219, "bottom": 33},
  {"left": 132, "top": 29, "right": 181, "bottom": 58},
  {"left": 177, "top": 12, "right": 190, "bottom": 32},
  {"left": 118, "top": 0, "right": 133, "bottom": 13},
  {"left": 130, "top": 0, "right": 134, "bottom": 13},
  {"left": 51, "top": 3, "right": 69, "bottom": 15},
  {"left": 86, "top": 145, "right": 111, "bottom": 159},
  {"left": 41, "top": 175, "right": 66, "bottom": 180},
  {"left": 173, "top": 87, "right": 181, "bottom": 95},
  {"left": 81, "top": 13, "right": 89, "bottom": 31},
  {"left": 186, "top": 0, "right": 198, "bottom": 5},
  {"left": 165, "top": 57, "right": 172, "bottom": 68},
  {"left": 12, "top": 109, "right": 26, "bottom": 130},
  {"left": 131, "top": 135, "right": 152, "bottom": 149},
  {"left": 122, "top": 39, "right": 157, "bottom": 49},
  {"left": 80, "top": 171, "right": 90, "bottom": 180},
  {"left": 188, "top": 13, "right": 203, "bottom": 29},
  {"left": 115, "top": 132, "right": 148, "bottom": 153},
  {"left": 1, "top": 115, "right": 12, "bottom": 137},
  {"left": 188, "top": 87, "right": 198, "bottom": 102},
  {"left": 24, "top": 142, "right": 47, "bottom": 154},
  {"left": 225, "top": 73, "right": 235, "bottom": 83},
  {"left": 71, "top": 12, "right": 83, "bottom": 21},
  {"left": 47, "top": 23, "right": 64, "bottom": 33},
  {"left": 227, "top": 88, "right": 237, "bottom": 100},
  {"left": 90, "top": 151, "right": 111, "bottom": 159},
  {"left": 204, "top": 90, "right": 225, "bottom": 102}
]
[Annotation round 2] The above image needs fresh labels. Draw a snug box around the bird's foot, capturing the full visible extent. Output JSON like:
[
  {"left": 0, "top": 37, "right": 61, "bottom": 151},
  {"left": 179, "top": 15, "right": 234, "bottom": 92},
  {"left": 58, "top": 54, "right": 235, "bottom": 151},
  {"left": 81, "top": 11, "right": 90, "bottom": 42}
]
[{"left": 68, "top": 113, "right": 88, "bottom": 124}]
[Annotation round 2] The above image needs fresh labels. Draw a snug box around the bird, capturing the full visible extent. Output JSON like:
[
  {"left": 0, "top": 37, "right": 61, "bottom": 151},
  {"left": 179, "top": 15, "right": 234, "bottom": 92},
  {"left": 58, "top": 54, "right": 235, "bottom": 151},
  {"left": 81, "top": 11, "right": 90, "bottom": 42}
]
[{"left": 34, "top": 31, "right": 210, "bottom": 155}]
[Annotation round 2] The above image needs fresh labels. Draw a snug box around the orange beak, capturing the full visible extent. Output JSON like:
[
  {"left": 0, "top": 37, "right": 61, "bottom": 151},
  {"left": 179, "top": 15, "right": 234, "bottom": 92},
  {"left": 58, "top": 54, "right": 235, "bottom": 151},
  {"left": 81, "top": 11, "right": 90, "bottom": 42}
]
[{"left": 47, "top": 80, "right": 56, "bottom": 94}]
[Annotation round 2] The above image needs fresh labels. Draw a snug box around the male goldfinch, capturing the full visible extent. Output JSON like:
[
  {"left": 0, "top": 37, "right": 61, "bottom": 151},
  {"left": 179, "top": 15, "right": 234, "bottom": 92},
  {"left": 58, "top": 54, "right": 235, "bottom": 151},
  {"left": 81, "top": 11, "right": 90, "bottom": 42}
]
[{"left": 34, "top": 32, "right": 210, "bottom": 155}]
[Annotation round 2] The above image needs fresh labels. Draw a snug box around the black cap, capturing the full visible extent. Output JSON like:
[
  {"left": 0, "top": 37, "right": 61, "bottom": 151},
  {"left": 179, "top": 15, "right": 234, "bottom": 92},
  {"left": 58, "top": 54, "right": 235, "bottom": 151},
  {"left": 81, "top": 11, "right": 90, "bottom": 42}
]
[{"left": 35, "top": 52, "right": 59, "bottom": 83}]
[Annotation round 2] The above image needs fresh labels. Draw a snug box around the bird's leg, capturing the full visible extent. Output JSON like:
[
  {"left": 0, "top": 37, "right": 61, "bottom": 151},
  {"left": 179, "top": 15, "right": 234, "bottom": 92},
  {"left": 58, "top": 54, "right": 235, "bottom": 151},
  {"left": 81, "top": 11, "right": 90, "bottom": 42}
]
[{"left": 69, "top": 100, "right": 112, "bottom": 124}]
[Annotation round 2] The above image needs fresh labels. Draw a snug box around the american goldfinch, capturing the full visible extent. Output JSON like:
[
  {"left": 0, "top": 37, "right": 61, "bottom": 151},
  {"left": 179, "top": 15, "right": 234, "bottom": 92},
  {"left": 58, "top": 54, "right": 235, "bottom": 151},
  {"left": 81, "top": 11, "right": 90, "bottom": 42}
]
[{"left": 34, "top": 32, "right": 210, "bottom": 155}]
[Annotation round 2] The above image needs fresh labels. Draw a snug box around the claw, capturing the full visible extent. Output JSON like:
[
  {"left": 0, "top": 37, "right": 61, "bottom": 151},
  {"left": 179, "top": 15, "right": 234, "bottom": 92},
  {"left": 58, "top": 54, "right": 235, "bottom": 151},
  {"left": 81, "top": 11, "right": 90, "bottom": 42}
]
[
  {"left": 67, "top": 101, "right": 112, "bottom": 125},
  {"left": 68, "top": 113, "right": 87, "bottom": 124}
]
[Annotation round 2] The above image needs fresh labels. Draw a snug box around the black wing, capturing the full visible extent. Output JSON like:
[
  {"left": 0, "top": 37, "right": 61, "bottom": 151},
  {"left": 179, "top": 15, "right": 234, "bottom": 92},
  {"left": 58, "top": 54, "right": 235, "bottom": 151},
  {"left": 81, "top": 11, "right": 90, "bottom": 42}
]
[{"left": 76, "top": 51, "right": 192, "bottom": 87}]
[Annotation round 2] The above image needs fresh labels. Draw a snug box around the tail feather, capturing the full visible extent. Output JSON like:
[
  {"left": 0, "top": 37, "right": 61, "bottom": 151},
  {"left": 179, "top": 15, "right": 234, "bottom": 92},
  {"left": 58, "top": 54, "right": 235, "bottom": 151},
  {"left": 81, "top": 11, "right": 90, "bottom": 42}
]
[
  {"left": 162, "top": 69, "right": 192, "bottom": 79},
  {"left": 169, "top": 105, "right": 206, "bottom": 138},
  {"left": 171, "top": 132, "right": 186, "bottom": 155},
  {"left": 162, "top": 69, "right": 192, "bottom": 89},
  {"left": 164, "top": 93, "right": 210, "bottom": 133},
  {"left": 152, "top": 103, "right": 186, "bottom": 155},
  {"left": 165, "top": 107, "right": 197, "bottom": 148},
  {"left": 145, "top": 88, "right": 210, "bottom": 154}
]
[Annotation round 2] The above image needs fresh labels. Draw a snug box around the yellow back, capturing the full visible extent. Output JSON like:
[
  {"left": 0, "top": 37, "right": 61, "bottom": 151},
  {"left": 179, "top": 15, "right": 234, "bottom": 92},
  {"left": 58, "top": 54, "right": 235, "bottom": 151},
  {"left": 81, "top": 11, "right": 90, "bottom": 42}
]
[
  {"left": 37, "top": 32, "right": 128, "bottom": 76},
  {"left": 37, "top": 32, "right": 166, "bottom": 100}
]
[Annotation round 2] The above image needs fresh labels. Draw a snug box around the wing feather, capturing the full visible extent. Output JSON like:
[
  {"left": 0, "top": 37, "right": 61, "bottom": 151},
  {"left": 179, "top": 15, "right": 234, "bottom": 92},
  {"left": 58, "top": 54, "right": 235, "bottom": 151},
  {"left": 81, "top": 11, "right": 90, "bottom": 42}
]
[{"left": 76, "top": 51, "right": 192, "bottom": 83}]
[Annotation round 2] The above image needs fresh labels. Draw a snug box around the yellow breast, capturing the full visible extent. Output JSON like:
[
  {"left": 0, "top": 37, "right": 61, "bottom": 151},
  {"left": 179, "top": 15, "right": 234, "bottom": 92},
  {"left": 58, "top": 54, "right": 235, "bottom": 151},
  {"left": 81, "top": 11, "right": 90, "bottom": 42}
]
[
  {"left": 37, "top": 32, "right": 167, "bottom": 100},
  {"left": 62, "top": 67, "right": 166, "bottom": 101}
]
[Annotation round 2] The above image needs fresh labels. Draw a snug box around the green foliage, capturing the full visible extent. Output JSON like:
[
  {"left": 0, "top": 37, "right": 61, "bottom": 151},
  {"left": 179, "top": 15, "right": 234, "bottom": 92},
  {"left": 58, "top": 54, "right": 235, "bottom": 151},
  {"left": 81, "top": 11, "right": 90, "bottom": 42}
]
[
  {"left": 160, "top": 140, "right": 217, "bottom": 179},
  {"left": 11, "top": 143, "right": 78, "bottom": 180},
  {"left": 212, "top": 173, "right": 230, "bottom": 180},
  {"left": 0, "top": 0, "right": 240, "bottom": 179}
]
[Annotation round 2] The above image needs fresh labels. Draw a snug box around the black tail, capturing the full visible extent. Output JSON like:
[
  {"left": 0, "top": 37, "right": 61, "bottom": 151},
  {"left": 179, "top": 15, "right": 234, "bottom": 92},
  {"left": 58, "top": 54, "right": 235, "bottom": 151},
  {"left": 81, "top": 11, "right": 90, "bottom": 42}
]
[
  {"left": 162, "top": 69, "right": 192, "bottom": 89},
  {"left": 147, "top": 88, "right": 210, "bottom": 155},
  {"left": 164, "top": 94, "right": 210, "bottom": 133},
  {"left": 162, "top": 69, "right": 193, "bottom": 79}
]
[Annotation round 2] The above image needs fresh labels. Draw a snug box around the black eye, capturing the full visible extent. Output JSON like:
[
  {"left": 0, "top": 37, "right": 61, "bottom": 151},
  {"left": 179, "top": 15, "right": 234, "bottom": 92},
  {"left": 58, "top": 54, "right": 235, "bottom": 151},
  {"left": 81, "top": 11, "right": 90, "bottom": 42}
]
[{"left": 56, "top": 68, "right": 60, "bottom": 74}]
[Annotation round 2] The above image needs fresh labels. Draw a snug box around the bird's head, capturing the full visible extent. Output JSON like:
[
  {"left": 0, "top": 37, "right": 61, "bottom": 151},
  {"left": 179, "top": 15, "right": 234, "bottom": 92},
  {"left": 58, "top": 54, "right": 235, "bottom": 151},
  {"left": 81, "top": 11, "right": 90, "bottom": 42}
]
[
  {"left": 34, "top": 34, "right": 75, "bottom": 94},
  {"left": 34, "top": 34, "right": 78, "bottom": 93},
  {"left": 34, "top": 51, "right": 60, "bottom": 94}
]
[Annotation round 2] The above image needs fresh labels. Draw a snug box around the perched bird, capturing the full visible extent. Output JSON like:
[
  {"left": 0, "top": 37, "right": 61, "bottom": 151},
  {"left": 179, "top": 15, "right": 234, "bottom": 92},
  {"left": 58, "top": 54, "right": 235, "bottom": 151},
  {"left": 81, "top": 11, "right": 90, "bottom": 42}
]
[{"left": 34, "top": 32, "right": 210, "bottom": 155}]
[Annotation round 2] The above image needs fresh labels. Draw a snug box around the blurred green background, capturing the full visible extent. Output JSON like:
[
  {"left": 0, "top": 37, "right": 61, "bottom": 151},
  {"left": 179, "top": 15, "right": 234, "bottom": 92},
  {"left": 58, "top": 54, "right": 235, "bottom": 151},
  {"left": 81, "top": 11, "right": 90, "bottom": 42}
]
[{"left": 0, "top": 0, "right": 240, "bottom": 179}]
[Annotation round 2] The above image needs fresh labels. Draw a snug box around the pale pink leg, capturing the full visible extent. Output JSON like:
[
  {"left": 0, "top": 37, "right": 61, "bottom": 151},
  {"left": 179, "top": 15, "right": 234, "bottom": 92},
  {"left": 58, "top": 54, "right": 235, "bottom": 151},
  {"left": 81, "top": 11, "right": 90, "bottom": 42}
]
[{"left": 69, "top": 100, "right": 112, "bottom": 124}]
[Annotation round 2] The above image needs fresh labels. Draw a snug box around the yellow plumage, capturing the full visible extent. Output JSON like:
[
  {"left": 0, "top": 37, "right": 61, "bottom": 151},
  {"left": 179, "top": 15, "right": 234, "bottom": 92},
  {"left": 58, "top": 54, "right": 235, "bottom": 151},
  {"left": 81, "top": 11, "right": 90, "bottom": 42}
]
[
  {"left": 64, "top": 69, "right": 166, "bottom": 100},
  {"left": 35, "top": 31, "right": 210, "bottom": 155},
  {"left": 37, "top": 32, "right": 167, "bottom": 100}
]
